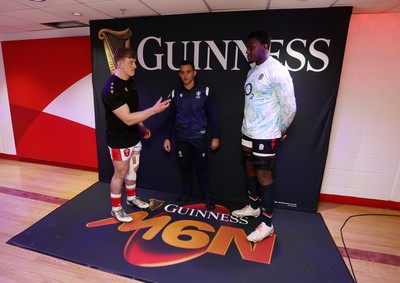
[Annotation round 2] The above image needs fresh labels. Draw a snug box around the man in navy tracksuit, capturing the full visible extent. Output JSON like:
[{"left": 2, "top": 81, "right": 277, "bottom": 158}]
[{"left": 163, "top": 60, "right": 220, "bottom": 210}]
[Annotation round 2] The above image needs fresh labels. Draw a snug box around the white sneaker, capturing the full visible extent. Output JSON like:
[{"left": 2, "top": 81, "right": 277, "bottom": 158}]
[
  {"left": 247, "top": 222, "right": 274, "bottom": 242},
  {"left": 111, "top": 207, "right": 133, "bottom": 223},
  {"left": 126, "top": 196, "right": 149, "bottom": 209},
  {"left": 231, "top": 205, "right": 261, "bottom": 218}
]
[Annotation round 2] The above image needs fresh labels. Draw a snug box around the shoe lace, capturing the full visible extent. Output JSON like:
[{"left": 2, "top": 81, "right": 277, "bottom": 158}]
[
  {"left": 116, "top": 208, "right": 128, "bottom": 218},
  {"left": 255, "top": 223, "right": 265, "bottom": 233},
  {"left": 133, "top": 197, "right": 145, "bottom": 204}
]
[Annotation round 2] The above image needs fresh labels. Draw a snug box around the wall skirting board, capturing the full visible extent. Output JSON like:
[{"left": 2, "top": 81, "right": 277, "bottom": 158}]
[
  {"left": 0, "top": 153, "right": 97, "bottom": 172},
  {"left": 320, "top": 194, "right": 400, "bottom": 210}
]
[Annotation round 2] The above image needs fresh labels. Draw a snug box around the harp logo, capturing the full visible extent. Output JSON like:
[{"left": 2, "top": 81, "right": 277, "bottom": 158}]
[{"left": 98, "top": 27, "right": 132, "bottom": 74}]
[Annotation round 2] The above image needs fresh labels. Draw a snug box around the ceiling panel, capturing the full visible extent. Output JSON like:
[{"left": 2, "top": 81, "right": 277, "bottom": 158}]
[
  {"left": 0, "top": 0, "right": 34, "bottom": 12},
  {"left": 0, "top": 14, "right": 33, "bottom": 26},
  {"left": 0, "top": 0, "right": 399, "bottom": 36},
  {"left": 269, "top": 0, "right": 334, "bottom": 10},
  {"left": 9, "top": 22, "right": 55, "bottom": 32},
  {"left": 84, "top": 0, "right": 158, "bottom": 18},
  {"left": 11, "top": 0, "right": 79, "bottom": 8},
  {"left": 206, "top": 0, "right": 268, "bottom": 11},
  {"left": 42, "top": 4, "right": 112, "bottom": 24},
  {"left": 2, "top": 9, "right": 68, "bottom": 24},
  {"left": 141, "top": 0, "right": 210, "bottom": 15}
]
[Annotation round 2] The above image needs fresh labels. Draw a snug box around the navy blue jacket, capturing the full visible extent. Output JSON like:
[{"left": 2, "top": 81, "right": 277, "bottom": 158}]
[{"left": 164, "top": 84, "right": 220, "bottom": 140}]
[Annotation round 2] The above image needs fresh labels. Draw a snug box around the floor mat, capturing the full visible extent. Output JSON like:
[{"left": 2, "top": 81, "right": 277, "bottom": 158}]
[{"left": 7, "top": 182, "right": 353, "bottom": 283}]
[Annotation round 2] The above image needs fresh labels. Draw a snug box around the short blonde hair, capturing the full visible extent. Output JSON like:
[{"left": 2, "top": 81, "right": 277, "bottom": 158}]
[{"left": 113, "top": 47, "right": 136, "bottom": 63}]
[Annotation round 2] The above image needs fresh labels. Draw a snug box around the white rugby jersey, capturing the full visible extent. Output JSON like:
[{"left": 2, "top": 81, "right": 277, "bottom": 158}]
[{"left": 241, "top": 56, "right": 296, "bottom": 140}]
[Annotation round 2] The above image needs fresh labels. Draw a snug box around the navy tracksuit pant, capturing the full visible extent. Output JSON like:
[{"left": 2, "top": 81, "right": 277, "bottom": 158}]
[{"left": 175, "top": 135, "right": 211, "bottom": 198}]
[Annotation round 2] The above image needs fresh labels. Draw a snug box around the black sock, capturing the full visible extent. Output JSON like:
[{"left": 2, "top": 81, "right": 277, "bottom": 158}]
[
  {"left": 259, "top": 183, "right": 274, "bottom": 227},
  {"left": 246, "top": 176, "right": 259, "bottom": 209}
]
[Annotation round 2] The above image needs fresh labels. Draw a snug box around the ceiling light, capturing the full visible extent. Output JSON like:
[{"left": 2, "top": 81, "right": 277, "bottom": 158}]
[{"left": 73, "top": 12, "right": 81, "bottom": 16}]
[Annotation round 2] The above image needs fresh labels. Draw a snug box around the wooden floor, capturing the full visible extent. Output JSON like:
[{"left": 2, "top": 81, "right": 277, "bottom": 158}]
[{"left": 0, "top": 158, "right": 399, "bottom": 283}]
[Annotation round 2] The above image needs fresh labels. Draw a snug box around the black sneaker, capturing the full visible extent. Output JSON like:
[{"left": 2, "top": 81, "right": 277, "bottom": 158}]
[
  {"left": 176, "top": 194, "right": 190, "bottom": 206},
  {"left": 205, "top": 198, "right": 215, "bottom": 210}
]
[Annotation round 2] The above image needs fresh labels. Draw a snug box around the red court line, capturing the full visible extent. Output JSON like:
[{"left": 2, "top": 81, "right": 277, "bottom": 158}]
[
  {"left": 0, "top": 186, "right": 68, "bottom": 205},
  {"left": 338, "top": 247, "right": 400, "bottom": 266}
]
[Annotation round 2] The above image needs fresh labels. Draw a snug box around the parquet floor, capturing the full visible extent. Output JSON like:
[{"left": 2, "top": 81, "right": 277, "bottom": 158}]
[{"left": 0, "top": 158, "right": 399, "bottom": 283}]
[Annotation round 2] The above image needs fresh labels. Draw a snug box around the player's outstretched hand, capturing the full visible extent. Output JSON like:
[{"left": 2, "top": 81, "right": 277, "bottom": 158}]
[{"left": 153, "top": 97, "right": 170, "bottom": 113}]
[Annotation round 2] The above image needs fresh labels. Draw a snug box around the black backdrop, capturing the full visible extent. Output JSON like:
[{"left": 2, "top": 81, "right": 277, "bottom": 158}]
[{"left": 90, "top": 8, "right": 352, "bottom": 212}]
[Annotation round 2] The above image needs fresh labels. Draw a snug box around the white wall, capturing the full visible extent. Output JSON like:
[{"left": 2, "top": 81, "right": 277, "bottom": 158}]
[
  {"left": 321, "top": 13, "right": 400, "bottom": 202},
  {"left": 0, "top": 44, "right": 16, "bottom": 155}
]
